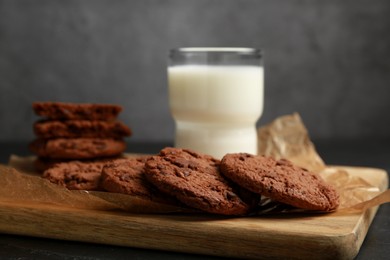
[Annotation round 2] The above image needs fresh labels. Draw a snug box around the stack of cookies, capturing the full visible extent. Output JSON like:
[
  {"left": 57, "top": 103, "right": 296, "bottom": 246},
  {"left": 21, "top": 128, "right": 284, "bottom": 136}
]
[{"left": 29, "top": 102, "right": 132, "bottom": 172}]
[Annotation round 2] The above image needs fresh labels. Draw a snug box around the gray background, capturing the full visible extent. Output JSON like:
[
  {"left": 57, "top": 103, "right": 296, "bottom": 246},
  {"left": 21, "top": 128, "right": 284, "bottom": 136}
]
[{"left": 1, "top": 0, "right": 389, "bottom": 143}]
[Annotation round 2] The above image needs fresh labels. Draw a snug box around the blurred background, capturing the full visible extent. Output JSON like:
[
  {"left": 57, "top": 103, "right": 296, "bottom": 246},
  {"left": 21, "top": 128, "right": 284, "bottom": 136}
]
[{"left": 0, "top": 0, "right": 389, "bottom": 145}]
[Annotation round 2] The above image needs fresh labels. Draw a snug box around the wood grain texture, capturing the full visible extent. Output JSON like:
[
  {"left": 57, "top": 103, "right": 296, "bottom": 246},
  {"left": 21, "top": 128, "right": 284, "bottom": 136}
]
[{"left": 0, "top": 166, "right": 388, "bottom": 259}]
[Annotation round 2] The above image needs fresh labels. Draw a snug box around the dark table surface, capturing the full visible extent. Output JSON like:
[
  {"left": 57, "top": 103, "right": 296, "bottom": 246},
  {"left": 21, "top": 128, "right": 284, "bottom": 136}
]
[{"left": 0, "top": 140, "right": 389, "bottom": 260}]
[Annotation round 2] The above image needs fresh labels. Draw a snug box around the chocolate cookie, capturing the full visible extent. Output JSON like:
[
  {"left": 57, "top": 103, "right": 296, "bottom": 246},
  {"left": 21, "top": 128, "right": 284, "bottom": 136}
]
[
  {"left": 29, "top": 138, "right": 126, "bottom": 159},
  {"left": 42, "top": 160, "right": 109, "bottom": 190},
  {"left": 32, "top": 102, "right": 122, "bottom": 120},
  {"left": 34, "top": 155, "right": 124, "bottom": 172},
  {"left": 34, "top": 120, "right": 132, "bottom": 139},
  {"left": 100, "top": 158, "right": 178, "bottom": 204},
  {"left": 34, "top": 157, "right": 73, "bottom": 172},
  {"left": 220, "top": 153, "right": 339, "bottom": 212},
  {"left": 144, "top": 147, "right": 250, "bottom": 215}
]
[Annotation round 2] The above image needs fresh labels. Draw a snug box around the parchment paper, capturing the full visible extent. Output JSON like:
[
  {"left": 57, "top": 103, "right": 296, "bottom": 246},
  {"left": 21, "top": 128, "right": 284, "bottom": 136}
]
[
  {"left": 258, "top": 113, "right": 325, "bottom": 173},
  {"left": 1, "top": 156, "right": 192, "bottom": 214}
]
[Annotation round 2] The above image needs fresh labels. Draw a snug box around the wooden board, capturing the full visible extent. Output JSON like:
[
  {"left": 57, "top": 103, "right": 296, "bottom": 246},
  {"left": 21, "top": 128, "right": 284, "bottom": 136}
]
[{"left": 0, "top": 166, "right": 388, "bottom": 260}]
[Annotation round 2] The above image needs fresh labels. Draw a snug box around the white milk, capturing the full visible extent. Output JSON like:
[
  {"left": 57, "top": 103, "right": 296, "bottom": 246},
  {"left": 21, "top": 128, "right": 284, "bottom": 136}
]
[{"left": 168, "top": 65, "right": 264, "bottom": 159}]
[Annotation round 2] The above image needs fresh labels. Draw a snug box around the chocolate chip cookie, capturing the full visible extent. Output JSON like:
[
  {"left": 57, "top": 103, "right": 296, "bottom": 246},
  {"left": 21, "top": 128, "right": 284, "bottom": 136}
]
[
  {"left": 144, "top": 147, "right": 250, "bottom": 215},
  {"left": 34, "top": 155, "right": 124, "bottom": 172},
  {"left": 29, "top": 138, "right": 126, "bottom": 159},
  {"left": 33, "top": 102, "right": 122, "bottom": 120},
  {"left": 100, "top": 157, "right": 178, "bottom": 204},
  {"left": 34, "top": 120, "right": 132, "bottom": 139},
  {"left": 220, "top": 153, "right": 339, "bottom": 212},
  {"left": 42, "top": 160, "right": 109, "bottom": 190}
]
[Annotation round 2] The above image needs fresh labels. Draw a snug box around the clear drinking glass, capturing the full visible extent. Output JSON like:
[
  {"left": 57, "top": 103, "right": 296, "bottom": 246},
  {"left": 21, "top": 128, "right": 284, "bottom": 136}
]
[{"left": 168, "top": 47, "right": 264, "bottom": 159}]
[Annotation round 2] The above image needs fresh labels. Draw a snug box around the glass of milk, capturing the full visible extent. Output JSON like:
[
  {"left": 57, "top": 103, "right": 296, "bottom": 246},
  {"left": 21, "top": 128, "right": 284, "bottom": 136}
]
[{"left": 168, "top": 47, "right": 263, "bottom": 159}]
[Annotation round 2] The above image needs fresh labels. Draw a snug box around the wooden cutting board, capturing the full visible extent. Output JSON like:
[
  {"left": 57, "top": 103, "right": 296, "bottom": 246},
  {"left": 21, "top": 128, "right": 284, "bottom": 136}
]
[{"left": 0, "top": 166, "right": 388, "bottom": 260}]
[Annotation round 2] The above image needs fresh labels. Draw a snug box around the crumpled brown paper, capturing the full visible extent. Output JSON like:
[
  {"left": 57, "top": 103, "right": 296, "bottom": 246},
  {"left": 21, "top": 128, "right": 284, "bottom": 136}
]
[
  {"left": 0, "top": 113, "right": 389, "bottom": 214},
  {"left": 319, "top": 167, "right": 387, "bottom": 210},
  {"left": 258, "top": 113, "right": 325, "bottom": 173}
]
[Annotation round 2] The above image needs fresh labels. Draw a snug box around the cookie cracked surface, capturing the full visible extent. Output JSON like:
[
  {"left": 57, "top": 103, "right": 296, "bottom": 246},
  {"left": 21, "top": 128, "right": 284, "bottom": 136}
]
[
  {"left": 32, "top": 102, "right": 122, "bottom": 120},
  {"left": 43, "top": 160, "right": 108, "bottom": 190},
  {"left": 220, "top": 153, "right": 339, "bottom": 212},
  {"left": 29, "top": 138, "right": 126, "bottom": 159},
  {"left": 144, "top": 147, "right": 250, "bottom": 215},
  {"left": 100, "top": 157, "right": 178, "bottom": 205}
]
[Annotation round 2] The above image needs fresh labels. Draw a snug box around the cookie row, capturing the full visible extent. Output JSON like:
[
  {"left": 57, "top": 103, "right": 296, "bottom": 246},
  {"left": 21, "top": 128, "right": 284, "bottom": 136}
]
[{"left": 42, "top": 147, "right": 340, "bottom": 215}]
